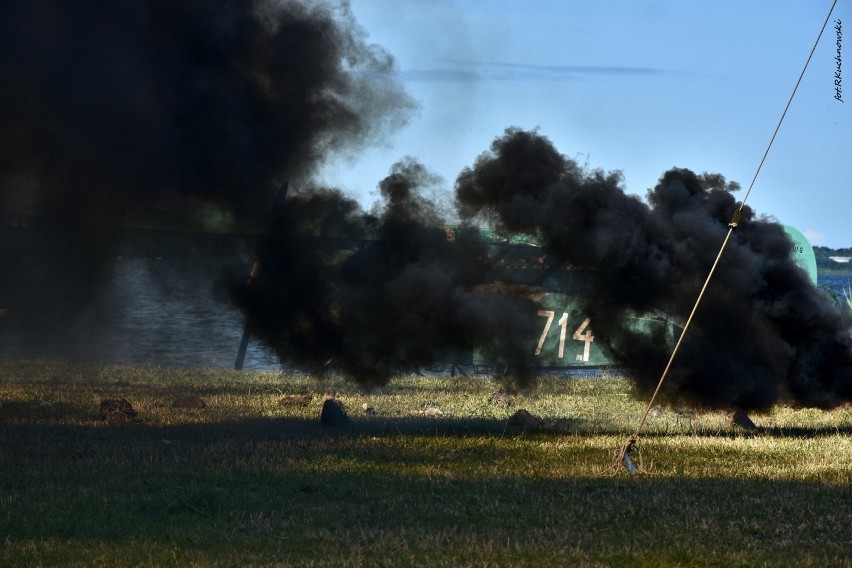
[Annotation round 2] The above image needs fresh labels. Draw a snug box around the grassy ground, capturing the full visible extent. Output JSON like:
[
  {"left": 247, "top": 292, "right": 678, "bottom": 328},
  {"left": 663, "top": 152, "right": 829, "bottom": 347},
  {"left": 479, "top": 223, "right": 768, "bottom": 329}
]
[{"left": 1, "top": 360, "right": 851, "bottom": 567}]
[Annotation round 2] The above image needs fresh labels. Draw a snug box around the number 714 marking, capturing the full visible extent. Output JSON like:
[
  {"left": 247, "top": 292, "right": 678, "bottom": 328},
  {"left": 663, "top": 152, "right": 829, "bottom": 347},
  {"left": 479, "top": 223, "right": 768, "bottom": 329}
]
[{"left": 534, "top": 310, "right": 594, "bottom": 362}]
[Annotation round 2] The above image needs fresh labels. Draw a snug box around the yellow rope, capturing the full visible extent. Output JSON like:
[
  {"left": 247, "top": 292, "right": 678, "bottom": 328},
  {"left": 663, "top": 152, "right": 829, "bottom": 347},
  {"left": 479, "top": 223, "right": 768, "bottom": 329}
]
[{"left": 618, "top": 0, "right": 840, "bottom": 471}]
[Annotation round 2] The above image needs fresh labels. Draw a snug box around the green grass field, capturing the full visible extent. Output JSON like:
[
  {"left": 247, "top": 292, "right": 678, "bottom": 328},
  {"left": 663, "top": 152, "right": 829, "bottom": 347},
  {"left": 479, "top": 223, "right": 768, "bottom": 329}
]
[{"left": 1, "top": 359, "right": 851, "bottom": 567}]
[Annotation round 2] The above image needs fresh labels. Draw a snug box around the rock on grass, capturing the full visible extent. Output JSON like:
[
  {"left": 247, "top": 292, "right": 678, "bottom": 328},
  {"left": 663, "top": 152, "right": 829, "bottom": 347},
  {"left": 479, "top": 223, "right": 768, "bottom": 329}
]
[
  {"left": 490, "top": 390, "right": 514, "bottom": 408},
  {"left": 508, "top": 408, "right": 543, "bottom": 429},
  {"left": 730, "top": 409, "right": 757, "bottom": 430},
  {"left": 320, "top": 398, "right": 349, "bottom": 427},
  {"left": 280, "top": 394, "right": 313, "bottom": 406},
  {"left": 99, "top": 398, "right": 138, "bottom": 420},
  {"left": 172, "top": 395, "right": 207, "bottom": 410}
]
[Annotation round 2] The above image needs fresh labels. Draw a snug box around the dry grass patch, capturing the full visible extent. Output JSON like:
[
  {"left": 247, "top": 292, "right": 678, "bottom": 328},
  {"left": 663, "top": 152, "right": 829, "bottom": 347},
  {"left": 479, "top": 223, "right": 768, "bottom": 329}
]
[{"left": 1, "top": 359, "right": 851, "bottom": 566}]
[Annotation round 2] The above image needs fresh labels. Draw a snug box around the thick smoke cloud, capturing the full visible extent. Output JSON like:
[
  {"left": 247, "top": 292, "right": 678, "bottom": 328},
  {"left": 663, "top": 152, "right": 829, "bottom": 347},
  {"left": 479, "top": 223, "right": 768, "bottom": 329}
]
[
  {"left": 235, "top": 128, "right": 852, "bottom": 409},
  {"left": 455, "top": 128, "right": 852, "bottom": 410},
  {"left": 233, "top": 159, "right": 539, "bottom": 386},
  {"left": 0, "top": 0, "right": 414, "bottom": 324},
  {"left": 3, "top": 2, "right": 849, "bottom": 411}
]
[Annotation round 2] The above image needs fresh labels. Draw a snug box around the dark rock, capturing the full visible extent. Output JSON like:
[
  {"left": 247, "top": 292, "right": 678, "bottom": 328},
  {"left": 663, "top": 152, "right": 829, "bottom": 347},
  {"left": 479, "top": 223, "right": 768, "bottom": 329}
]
[
  {"left": 730, "top": 409, "right": 757, "bottom": 430},
  {"left": 507, "top": 408, "right": 543, "bottom": 429},
  {"left": 320, "top": 398, "right": 349, "bottom": 427},
  {"left": 490, "top": 390, "right": 514, "bottom": 408},
  {"left": 172, "top": 395, "right": 207, "bottom": 410},
  {"left": 280, "top": 394, "right": 313, "bottom": 406},
  {"left": 99, "top": 398, "right": 138, "bottom": 420}
]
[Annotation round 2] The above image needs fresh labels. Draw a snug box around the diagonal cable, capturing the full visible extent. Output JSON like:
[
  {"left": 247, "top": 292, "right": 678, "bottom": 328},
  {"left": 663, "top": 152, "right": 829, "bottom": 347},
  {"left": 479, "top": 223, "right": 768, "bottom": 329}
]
[{"left": 618, "top": 0, "right": 840, "bottom": 469}]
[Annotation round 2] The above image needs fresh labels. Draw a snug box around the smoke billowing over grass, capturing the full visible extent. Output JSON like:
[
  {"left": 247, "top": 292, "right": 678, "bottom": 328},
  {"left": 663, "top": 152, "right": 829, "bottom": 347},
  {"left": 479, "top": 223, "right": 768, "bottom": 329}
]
[{"left": 2, "top": 3, "right": 850, "bottom": 411}]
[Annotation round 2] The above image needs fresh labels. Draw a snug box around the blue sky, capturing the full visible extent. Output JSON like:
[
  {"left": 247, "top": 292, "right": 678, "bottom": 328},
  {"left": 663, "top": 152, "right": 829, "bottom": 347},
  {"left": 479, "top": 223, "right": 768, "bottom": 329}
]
[{"left": 320, "top": 1, "right": 850, "bottom": 247}]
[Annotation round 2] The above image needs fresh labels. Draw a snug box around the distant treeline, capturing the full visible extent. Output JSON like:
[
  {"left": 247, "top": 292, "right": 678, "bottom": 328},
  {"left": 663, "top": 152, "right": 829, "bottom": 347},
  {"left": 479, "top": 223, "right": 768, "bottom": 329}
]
[{"left": 814, "top": 246, "right": 852, "bottom": 274}]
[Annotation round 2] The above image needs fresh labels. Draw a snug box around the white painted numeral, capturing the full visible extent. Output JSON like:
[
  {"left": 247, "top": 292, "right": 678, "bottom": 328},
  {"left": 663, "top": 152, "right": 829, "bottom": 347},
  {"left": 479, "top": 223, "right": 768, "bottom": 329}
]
[
  {"left": 534, "top": 311, "right": 594, "bottom": 361},
  {"left": 573, "top": 317, "right": 594, "bottom": 362},
  {"left": 557, "top": 312, "right": 568, "bottom": 359},
  {"left": 534, "top": 310, "right": 555, "bottom": 356}
]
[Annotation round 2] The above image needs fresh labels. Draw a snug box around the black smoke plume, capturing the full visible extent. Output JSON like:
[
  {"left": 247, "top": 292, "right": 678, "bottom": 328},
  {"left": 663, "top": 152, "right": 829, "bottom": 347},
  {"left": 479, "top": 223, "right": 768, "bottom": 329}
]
[
  {"left": 455, "top": 128, "right": 852, "bottom": 410},
  {"left": 233, "top": 159, "right": 539, "bottom": 385},
  {"left": 4, "top": 2, "right": 849, "bottom": 411},
  {"left": 0, "top": 0, "right": 414, "bottom": 325}
]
